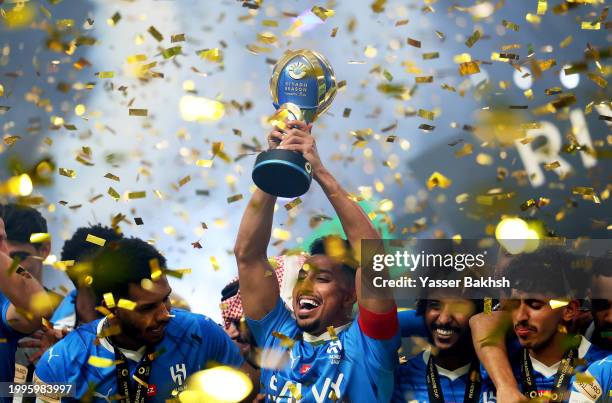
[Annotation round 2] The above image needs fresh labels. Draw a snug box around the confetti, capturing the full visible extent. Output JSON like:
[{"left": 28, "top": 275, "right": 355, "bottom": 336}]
[
  {"left": 417, "top": 108, "right": 435, "bottom": 120},
  {"left": 227, "top": 194, "right": 243, "bottom": 203},
  {"left": 59, "top": 168, "right": 76, "bottom": 178},
  {"left": 407, "top": 38, "right": 421, "bottom": 48},
  {"left": 178, "top": 176, "right": 191, "bottom": 187},
  {"left": 427, "top": 172, "right": 452, "bottom": 190},
  {"left": 88, "top": 356, "right": 114, "bottom": 368},
  {"left": 117, "top": 299, "right": 137, "bottom": 310},
  {"left": 104, "top": 173, "right": 120, "bottom": 182},
  {"left": 537, "top": 0, "right": 548, "bottom": 15},
  {"left": 103, "top": 293, "right": 116, "bottom": 308},
  {"left": 147, "top": 26, "right": 164, "bottom": 42},
  {"left": 284, "top": 198, "right": 302, "bottom": 210},
  {"left": 196, "top": 159, "right": 213, "bottom": 168},
  {"left": 161, "top": 46, "right": 182, "bottom": 59},
  {"left": 108, "top": 187, "right": 120, "bottom": 201},
  {"left": 272, "top": 331, "right": 295, "bottom": 348},
  {"left": 86, "top": 234, "right": 106, "bottom": 246},
  {"left": 311, "top": 6, "right": 334, "bottom": 21},
  {"left": 502, "top": 19, "right": 519, "bottom": 31},
  {"left": 418, "top": 124, "right": 435, "bottom": 132},
  {"left": 465, "top": 30, "right": 482, "bottom": 48},
  {"left": 459, "top": 61, "right": 480, "bottom": 76},
  {"left": 171, "top": 33, "right": 185, "bottom": 43},
  {"left": 96, "top": 71, "right": 114, "bottom": 79},
  {"left": 129, "top": 109, "right": 148, "bottom": 117},
  {"left": 127, "top": 191, "right": 146, "bottom": 199},
  {"left": 150, "top": 259, "right": 162, "bottom": 280},
  {"left": 30, "top": 233, "right": 51, "bottom": 243},
  {"left": 134, "top": 217, "right": 144, "bottom": 225},
  {"left": 198, "top": 48, "right": 223, "bottom": 63},
  {"left": 210, "top": 256, "right": 220, "bottom": 271},
  {"left": 416, "top": 76, "right": 433, "bottom": 83}
]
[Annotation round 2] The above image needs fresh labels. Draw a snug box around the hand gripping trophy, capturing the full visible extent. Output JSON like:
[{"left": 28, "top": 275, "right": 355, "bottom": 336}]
[{"left": 252, "top": 49, "right": 337, "bottom": 198}]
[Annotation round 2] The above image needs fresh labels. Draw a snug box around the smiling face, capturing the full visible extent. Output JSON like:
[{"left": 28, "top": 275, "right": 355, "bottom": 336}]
[
  {"left": 114, "top": 276, "right": 173, "bottom": 347},
  {"left": 292, "top": 254, "right": 356, "bottom": 336},
  {"left": 424, "top": 297, "right": 477, "bottom": 352}
]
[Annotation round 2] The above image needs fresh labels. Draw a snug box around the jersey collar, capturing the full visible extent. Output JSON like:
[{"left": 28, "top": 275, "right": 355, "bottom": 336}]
[
  {"left": 422, "top": 349, "right": 471, "bottom": 381},
  {"left": 303, "top": 322, "right": 351, "bottom": 345},
  {"left": 97, "top": 318, "right": 147, "bottom": 362},
  {"left": 529, "top": 335, "right": 591, "bottom": 378}
]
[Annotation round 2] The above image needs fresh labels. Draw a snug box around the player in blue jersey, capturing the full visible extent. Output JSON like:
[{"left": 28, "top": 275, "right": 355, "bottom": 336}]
[
  {"left": 393, "top": 264, "right": 487, "bottom": 403},
  {"left": 234, "top": 121, "right": 400, "bottom": 403},
  {"left": 34, "top": 237, "right": 248, "bottom": 402},
  {"left": 50, "top": 224, "right": 123, "bottom": 330},
  {"left": 569, "top": 355, "right": 612, "bottom": 402},
  {"left": 472, "top": 247, "right": 608, "bottom": 403},
  {"left": 586, "top": 252, "right": 612, "bottom": 351},
  {"left": 0, "top": 208, "right": 52, "bottom": 402}
]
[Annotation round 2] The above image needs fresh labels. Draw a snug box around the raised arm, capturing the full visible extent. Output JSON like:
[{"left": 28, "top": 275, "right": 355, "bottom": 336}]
[
  {"left": 278, "top": 121, "right": 394, "bottom": 314},
  {"left": 234, "top": 126, "right": 290, "bottom": 320},
  {"left": 0, "top": 218, "right": 50, "bottom": 334},
  {"left": 470, "top": 311, "right": 527, "bottom": 403}
]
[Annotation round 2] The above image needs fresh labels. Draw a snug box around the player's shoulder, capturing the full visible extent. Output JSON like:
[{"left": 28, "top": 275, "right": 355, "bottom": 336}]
[
  {"left": 57, "top": 319, "right": 99, "bottom": 349},
  {"left": 582, "top": 338, "right": 609, "bottom": 363},
  {"left": 167, "top": 308, "right": 220, "bottom": 334},
  {"left": 587, "top": 355, "right": 612, "bottom": 376}
]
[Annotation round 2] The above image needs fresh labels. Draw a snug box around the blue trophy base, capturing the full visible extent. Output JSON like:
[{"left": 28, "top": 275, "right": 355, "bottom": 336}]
[{"left": 252, "top": 149, "right": 312, "bottom": 198}]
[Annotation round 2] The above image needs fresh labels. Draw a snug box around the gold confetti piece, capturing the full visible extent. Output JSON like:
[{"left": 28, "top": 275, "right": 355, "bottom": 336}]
[
  {"left": 210, "top": 256, "right": 220, "bottom": 271},
  {"left": 161, "top": 46, "right": 182, "bottom": 59},
  {"left": 427, "top": 172, "right": 452, "bottom": 190},
  {"left": 288, "top": 383, "right": 301, "bottom": 400},
  {"left": 343, "top": 108, "right": 351, "bottom": 118},
  {"left": 127, "top": 54, "right": 147, "bottom": 63},
  {"left": 587, "top": 73, "right": 607, "bottom": 88},
  {"left": 171, "top": 33, "right": 185, "bottom": 43},
  {"left": 502, "top": 19, "right": 519, "bottom": 31},
  {"left": 117, "top": 299, "right": 137, "bottom": 310},
  {"left": 88, "top": 356, "right": 114, "bottom": 368},
  {"left": 177, "top": 176, "right": 191, "bottom": 187},
  {"left": 465, "top": 30, "right": 482, "bottom": 48},
  {"left": 262, "top": 20, "right": 278, "bottom": 27},
  {"left": 575, "top": 372, "right": 596, "bottom": 384},
  {"left": 417, "top": 108, "right": 435, "bottom": 120},
  {"left": 422, "top": 52, "right": 439, "bottom": 60},
  {"left": 383, "top": 70, "right": 393, "bottom": 81},
  {"left": 104, "top": 173, "right": 120, "bottom": 182},
  {"left": 284, "top": 198, "right": 302, "bottom": 211},
  {"left": 0, "top": 84, "right": 3, "bottom": 97},
  {"left": 484, "top": 297, "right": 493, "bottom": 314},
  {"left": 129, "top": 109, "right": 148, "bottom": 117},
  {"left": 544, "top": 161, "right": 561, "bottom": 170},
  {"left": 371, "top": 0, "right": 386, "bottom": 13},
  {"left": 419, "top": 124, "right": 435, "bottom": 132},
  {"left": 227, "top": 194, "right": 243, "bottom": 203},
  {"left": 459, "top": 61, "right": 480, "bottom": 76},
  {"left": 127, "top": 191, "right": 146, "bottom": 199},
  {"left": 559, "top": 35, "right": 572, "bottom": 48},
  {"left": 86, "top": 234, "right": 106, "bottom": 246},
  {"left": 198, "top": 48, "right": 223, "bottom": 63},
  {"left": 327, "top": 326, "right": 338, "bottom": 340},
  {"left": 97, "top": 71, "right": 114, "bottom": 79},
  {"left": 581, "top": 21, "right": 600, "bottom": 30},
  {"left": 454, "top": 143, "right": 473, "bottom": 158},
  {"left": 196, "top": 159, "right": 213, "bottom": 168},
  {"left": 73, "top": 58, "right": 92, "bottom": 70},
  {"left": 59, "top": 168, "right": 76, "bottom": 178},
  {"left": 272, "top": 331, "right": 295, "bottom": 348},
  {"left": 103, "top": 293, "right": 116, "bottom": 309},
  {"left": 107, "top": 11, "right": 121, "bottom": 26},
  {"left": 150, "top": 259, "right": 162, "bottom": 280},
  {"left": 524, "top": 89, "right": 534, "bottom": 99},
  {"left": 147, "top": 26, "right": 164, "bottom": 42},
  {"left": 257, "top": 32, "right": 277, "bottom": 45},
  {"left": 311, "top": 6, "right": 334, "bottom": 21},
  {"left": 395, "top": 19, "right": 409, "bottom": 26},
  {"left": 108, "top": 187, "right": 120, "bottom": 201},
  {"left": 526, "top": 13, "right": 541, "bottom": 24},
  {"left": 537, "top": 0, "right": 548, "bottom": 15},
  {"left": 330, "top": 27, "right": 339, "bottom": 37},
  {"left": 97, "top": 324, "right": 121, "bottom": 339},
  {"left": 476, "top": 153, "right": 494, "bottom": 165},
  {"left": 549, "top": 299, "right": 569, "bottom": 309},
  {"left": 30, "top": 233, "right": 51, "bottom": 243},
  {"left": 407, "top": 38, "right": 421, "bottom": 48},
  {"left": 272, "top": 228, "right": 291, "bottom": 241},
  {"left": 416, "top": 76, "right": 433, "bottom": 83}
]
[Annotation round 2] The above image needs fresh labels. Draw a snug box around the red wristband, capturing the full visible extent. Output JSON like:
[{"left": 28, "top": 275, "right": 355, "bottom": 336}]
[{"left": 357, "top": 304, "right": 399, "bottom": 340}]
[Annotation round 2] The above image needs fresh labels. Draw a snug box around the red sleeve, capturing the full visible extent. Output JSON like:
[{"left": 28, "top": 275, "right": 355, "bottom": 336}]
[{"left": 357, "top": 304, "right": 399, "bottom": 340}]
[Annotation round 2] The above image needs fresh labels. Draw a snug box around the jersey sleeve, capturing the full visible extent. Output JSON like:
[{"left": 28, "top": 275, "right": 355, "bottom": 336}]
[
  {"left": 0, "top": 293, "right": 23, "bottom": 337},
  {"left": 397, "top": 309, "right": 428, "bottom": 338},
  {"left": 245, "top": 297, "right": 294, "bottom": 348},
  {"left": 34, "top": 346, "right": 67, "bottom": 384},
  {"left": 198, "top": 316, "right": 244, "bottom": 368},
  {"left": 357, "top": 304, "right": 399, "bottom": 340},
  {"left": 570, "top": 356, "right": 612, "bottom": 403}
]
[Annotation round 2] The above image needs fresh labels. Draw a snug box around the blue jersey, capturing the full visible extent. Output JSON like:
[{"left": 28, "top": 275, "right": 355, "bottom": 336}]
[
  {"left": 569, "top": 355, "right": 612, "bottom": 402},
  {"left": 34, "top": 309, "right": 243, "bottom": 402},
  {"left": 50, "top": 290, "right": 77, "bottom": 330},
  {"left": 246, "top": 298, "right": 400, "bottom": 403},
  {"left": 482, "top": 337, "right": 608, "bottom": 402},
  {"left": 1, "top": 292, "right": 26, "bottom": 403},
  {"left": 392, "top": 350, "right": 483, "bottom": 403},
  {"left": 397, "top": 309, "right": 428, "bottom": 338}
]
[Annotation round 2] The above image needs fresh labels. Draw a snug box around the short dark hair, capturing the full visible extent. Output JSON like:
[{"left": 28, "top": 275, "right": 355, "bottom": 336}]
[
  {"left": 221, "top": 280, "right": 239, "bottom": 301},
  {"left": 61, "top": 225, "right": 124, "bottom": 286},
  {"left": 505, "top": 246, "right": 587, "bottom": 298},
  {"left": 90, "top": 237, "right": 167, "bottom": 301},
  {"left": 592, "top": 251, "right": 612, "bottom": 278},
  {"left": 0, "top": 204, "right": 48, "bottom": 248},
  {"left": 308, "top": 236, "right": 357, "bottom": 284}
]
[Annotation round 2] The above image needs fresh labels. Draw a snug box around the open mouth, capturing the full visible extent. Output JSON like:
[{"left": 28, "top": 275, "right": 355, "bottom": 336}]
[
  {"left": 433, "top": 327, "right": 458, "bottom": 338},
  {"left": 297, "top": 296, "right": 321, "bottom": 315}
]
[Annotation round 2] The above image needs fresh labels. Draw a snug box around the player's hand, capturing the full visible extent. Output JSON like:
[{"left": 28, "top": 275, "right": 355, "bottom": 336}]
[
  {"left": 496, "top": 386, "right": 528, "bottom": 403},
  {"left": 18, "top": 328, "right": 70, "bottom": 363},
  {"left": 277, "top": 120, "right": 324, "bottom": 178}
]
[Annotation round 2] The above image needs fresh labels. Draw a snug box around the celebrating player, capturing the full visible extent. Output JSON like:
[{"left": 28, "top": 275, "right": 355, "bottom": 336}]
[
  {"left": 234, "top": 121, "right": 400, "bottom": 402},
  {"left": 473, "top": 247, "right": 608, "bottom": 402},
  {"left": 34, "top": 237, "right": 247, "bottom": 402}
]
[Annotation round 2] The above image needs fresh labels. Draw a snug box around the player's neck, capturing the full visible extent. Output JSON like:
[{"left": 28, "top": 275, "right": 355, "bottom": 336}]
[
  {"left": 106, "top": 318, "right": 146, "bottom": 351},
  {"left": 591, "top": 329, "right": 611, "bottom": 351},
  {"left": 529, "top": 332, "right": 575, "bottom": 367},
  {"left": 75, "top": 288, "right": 99, "bottom": 324},
  {"left": 436, "top": 342, "right": 475, "bottom": 371}
]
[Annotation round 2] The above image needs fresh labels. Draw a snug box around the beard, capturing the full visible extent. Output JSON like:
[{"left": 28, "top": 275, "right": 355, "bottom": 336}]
[{"left": 297, "top": 318, "right": 322, "bottom": 334}]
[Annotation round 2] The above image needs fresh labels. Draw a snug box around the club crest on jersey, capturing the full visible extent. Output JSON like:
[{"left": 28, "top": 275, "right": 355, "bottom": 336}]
[
  {"left": 170, "top": 363, "right": 187, "bottom": 386},
  {"left": 326, "top": 340, "right": 342, "bottom": 364}
]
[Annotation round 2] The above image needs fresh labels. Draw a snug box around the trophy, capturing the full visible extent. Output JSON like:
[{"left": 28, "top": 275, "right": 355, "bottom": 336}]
[{"left": 252, "top": 49, "right": 337, "bottom": 198}]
